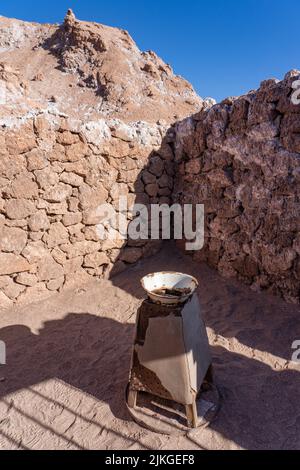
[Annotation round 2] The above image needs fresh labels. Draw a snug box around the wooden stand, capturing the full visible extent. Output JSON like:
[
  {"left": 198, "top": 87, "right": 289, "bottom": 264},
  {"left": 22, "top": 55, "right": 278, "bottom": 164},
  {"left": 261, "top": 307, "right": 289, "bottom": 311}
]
[
  {"left": 185, "top": 402, "right": 198, "bottom": 428},
  {"left": 127, "top": 389, "right": 138, "bottom": 409},
  {"left": 128, "top": 389, "right": 198, "bottom": 428},
  {"left": 127, "top": 295, "right": 213, "bottom": 430}
]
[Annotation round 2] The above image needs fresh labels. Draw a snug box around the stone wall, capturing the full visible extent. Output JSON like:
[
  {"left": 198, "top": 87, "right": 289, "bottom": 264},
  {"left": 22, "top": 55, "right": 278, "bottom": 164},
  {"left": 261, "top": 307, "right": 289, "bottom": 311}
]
[
  {"left": 0, "top": 10, "right": 200, "bottom": 310},
  {"left": 174, "top": 70, "right": 300, "bottom": 303},
  {"left": 0, "top": 114, "right": 175, "bottom": 309},
  {"left": 1, "top": 67, "right": 299, "bottom": 309}
]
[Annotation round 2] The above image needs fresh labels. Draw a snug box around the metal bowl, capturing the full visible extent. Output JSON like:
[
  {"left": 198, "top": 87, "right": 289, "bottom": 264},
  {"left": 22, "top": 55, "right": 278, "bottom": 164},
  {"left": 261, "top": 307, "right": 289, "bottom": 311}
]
[{"left": 141, "top": 271, "right": 198, "bottom": 305}]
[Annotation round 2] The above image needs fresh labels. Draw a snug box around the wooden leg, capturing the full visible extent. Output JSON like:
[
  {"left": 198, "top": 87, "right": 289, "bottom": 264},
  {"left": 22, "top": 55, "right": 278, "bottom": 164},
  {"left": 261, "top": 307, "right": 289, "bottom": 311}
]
[
  {"left": 200, "top": 364, "right": 214, "bottom": 393},
  {"left": 205, "top": 365, "right": 214, "bottom": 384},
  {"left": 185, "top": 401, "right": 198, "bottom": 428},
  {"left": 127, "top": 389, "right": 138, "bottom": 409}
]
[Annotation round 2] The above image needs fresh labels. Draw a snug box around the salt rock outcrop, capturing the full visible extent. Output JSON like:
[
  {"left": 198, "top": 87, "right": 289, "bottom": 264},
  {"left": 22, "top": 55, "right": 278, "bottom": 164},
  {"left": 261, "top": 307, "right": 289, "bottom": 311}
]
[
  {"left": 174, "top": 70, "right": 300, "bottom": 303},
  {"left": 0, "top": 11, "right": 202, "bottom": 308}
]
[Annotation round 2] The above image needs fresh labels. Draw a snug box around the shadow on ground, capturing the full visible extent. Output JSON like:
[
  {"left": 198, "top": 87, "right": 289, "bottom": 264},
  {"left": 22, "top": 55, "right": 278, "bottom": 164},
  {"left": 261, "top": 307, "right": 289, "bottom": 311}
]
[{"left": 1, "top": 269, "right": 300, "bottom": 450}]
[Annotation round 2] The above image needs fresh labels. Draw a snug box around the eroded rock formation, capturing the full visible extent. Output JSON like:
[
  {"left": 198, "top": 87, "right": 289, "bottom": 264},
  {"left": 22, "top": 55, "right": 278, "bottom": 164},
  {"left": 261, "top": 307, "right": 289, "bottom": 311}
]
[{"left": 0, "top": 10, "right": 201, "bottom": 123}]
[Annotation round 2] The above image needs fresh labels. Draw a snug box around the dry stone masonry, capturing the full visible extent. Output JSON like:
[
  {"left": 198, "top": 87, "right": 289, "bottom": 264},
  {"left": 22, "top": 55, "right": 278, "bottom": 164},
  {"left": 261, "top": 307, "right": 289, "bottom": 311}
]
[
  {"left": 174, "top": 71, "right": 300, "bottom": 303},
  {"left": 0, "top": 115, "right": 177, "bottom": 308}
]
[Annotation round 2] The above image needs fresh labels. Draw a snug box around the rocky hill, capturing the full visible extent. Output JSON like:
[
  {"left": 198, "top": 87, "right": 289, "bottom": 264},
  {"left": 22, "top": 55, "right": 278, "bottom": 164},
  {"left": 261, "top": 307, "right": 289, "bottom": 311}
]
[
  {"left": 0, "top": 10, "right": 299, "bottom": 308},
  {"left": 0, "top": 9, "right": 202, "bottom": 125}
]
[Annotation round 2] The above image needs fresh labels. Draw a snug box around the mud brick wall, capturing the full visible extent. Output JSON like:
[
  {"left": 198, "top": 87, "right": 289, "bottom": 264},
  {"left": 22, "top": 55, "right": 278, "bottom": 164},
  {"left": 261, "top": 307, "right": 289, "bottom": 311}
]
[
  {"left": 174, "top": 70, "right": 300, "bottom": 303},
  {"left": 0, "top": 115, "right": 175, "bottom": 308}
]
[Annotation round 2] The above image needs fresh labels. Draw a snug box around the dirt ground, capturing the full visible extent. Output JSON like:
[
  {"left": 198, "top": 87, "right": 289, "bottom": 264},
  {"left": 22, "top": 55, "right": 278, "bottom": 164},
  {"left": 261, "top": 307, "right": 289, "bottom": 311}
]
[{"left": 0, "top": 243, "right": 299, "bottom": 450}]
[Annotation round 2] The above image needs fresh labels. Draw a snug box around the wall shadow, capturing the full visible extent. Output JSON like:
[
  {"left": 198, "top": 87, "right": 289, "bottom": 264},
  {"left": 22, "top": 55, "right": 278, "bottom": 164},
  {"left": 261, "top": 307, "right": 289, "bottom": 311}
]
[
  {"left": 205, "top": 346, "right": 300, "bottom": 450},
  {"left": 111, "top": 236, "right": 300, "bottom": 362},
  {"left": 106, "top": 126, "right": 176, "bottom": 279},
  {"left": 0, "top": 313, "right": 134, "bottom": 423},
  {"left": 105, "top": 121, "right": 300, "bottom": 374},
  {"left": 0, "top": 313, "right": 300, "bottom": 449}
]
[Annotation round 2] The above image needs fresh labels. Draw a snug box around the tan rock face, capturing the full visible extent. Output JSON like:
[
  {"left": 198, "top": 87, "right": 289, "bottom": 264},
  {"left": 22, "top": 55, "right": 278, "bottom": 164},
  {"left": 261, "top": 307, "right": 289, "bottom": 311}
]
[
  {"left": 78, "top": 183, "right": 108, "bottom": 210},
  {"left": 28, "top": 211, "right": 50, "bottom": 232},
  {"left": 56, "top": 131, "right": 80, "bottom": 146},
  {"left": 35, "top": 167, "right": 59, "bottom": 190},
  {"left": 5, "top": 125, "right": 36, "bottom": 155},
  {"left": 0, "top": 253, "right": 30, "bottom": 275},
  {"left": 83, "top": 252, "right": 109, "bottom": 268},
  {"left": 7, "top": 172, "right": 39, "bottom": 199},
  {"left": 119, "top": 247, "right": 142, "bottom": 264},
  {"left": 0, "top": 226, "right": 27, "bottom": 254},
  {"left": 26, "top": 149, "right": 49, "bottom": 171},
  {"left": 43, "top": 183, "right": 73, "bottom": 203},
  {"left": 43, "top": 222, "right": 69, "bottom": 248},
  {"left": 15, "top": 272, "right": 38, "bottom": 287},
  {"left": 60, "top": 172, "right": 84, "bottom": 187},
  {"left": 37, "top": 254, "right": 64, "bottom": 281},
  {"left": 5, "top": 199, "right": 36, "bottom": 219},
  {"left": 0, "top": 275, "right": 26, "bottom": 299}
]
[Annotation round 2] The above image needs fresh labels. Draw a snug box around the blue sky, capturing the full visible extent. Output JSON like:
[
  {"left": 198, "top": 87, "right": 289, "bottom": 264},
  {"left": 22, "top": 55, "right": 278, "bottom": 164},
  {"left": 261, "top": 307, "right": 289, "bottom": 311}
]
[{"left": 1, "top": 0, "right": 299, "bottom": 102}]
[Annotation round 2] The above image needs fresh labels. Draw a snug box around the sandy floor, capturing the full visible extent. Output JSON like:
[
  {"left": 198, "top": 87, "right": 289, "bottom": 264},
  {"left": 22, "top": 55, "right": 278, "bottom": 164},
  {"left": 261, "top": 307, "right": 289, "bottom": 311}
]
[{"left": 0, "top": 243, "right": 299, "bottom": 450}]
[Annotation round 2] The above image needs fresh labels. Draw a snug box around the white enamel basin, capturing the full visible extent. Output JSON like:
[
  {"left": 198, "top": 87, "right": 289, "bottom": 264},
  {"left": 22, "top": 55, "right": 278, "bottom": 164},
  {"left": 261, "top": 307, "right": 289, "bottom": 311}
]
[{"left": 141, "top": 271, "right": 198, "bottom": 304}]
